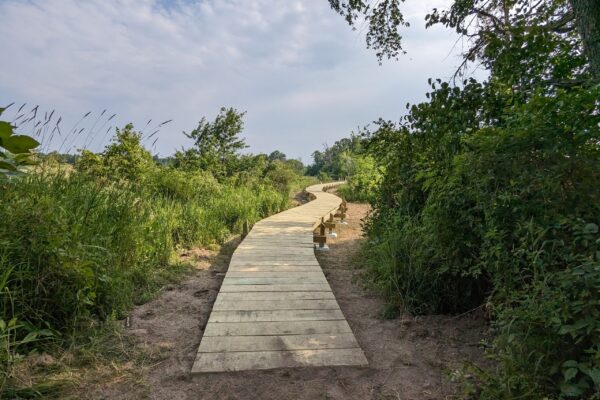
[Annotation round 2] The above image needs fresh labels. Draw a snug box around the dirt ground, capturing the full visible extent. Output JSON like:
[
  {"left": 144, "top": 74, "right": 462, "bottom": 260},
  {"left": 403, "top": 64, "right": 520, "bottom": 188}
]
[{"left": 87, "top": 202, "right": 488, "bottom": 400}]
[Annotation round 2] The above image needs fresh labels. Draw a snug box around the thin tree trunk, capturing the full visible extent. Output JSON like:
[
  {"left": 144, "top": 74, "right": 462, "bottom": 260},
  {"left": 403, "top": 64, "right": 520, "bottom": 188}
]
[{"left": 570, "top": 0, "right": 600, "bottom": 81}]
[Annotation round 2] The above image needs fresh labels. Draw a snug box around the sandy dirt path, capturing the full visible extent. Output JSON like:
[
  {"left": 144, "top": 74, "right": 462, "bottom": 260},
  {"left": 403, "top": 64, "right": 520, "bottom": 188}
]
[{"left": 87, "top": 202, "right": 487, "bottom": 400}]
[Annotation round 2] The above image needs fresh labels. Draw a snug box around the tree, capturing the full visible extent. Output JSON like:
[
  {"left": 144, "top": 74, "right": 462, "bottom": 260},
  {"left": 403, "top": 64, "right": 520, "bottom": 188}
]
[
  {"left": 306, "top": 135, "right": 365, "bottom": 178},
  {"left": 103, "top": 124, "right": 155, "bottom": 181},
  {"left": 285, "top": 158, "right": 304, "bottom": 175},
  {"left": 329, "top": 0, "right": 599, "bottom": 82},
  {"left": 267, "top": 150, "right": 286, "bottom": 162},
  {"left": 327, "top": 0, "right": 600, "bottom": 397},
  {"left": 76, "top": 124, "right": 155, "bottom": 182},
  {"left": 328, "top": 0, "right": 408, "bottom": 62},
  {"left": 183, "top": 107, "right": 247, "bottom": 176},
  {"left": 570, "top": 0, "right": 600, "bottom": 80}
]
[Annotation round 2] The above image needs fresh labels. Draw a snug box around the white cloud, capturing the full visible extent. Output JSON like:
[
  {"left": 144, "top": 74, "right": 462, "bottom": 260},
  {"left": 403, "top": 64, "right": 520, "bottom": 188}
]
[{"left": 0, "top": 0, "right": 463, "bottom": 161}]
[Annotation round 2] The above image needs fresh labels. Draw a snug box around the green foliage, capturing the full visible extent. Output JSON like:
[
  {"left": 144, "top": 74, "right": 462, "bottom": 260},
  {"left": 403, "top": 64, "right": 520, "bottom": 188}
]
[
  {"left": 267, "top": 150, "right": 286, "bottom": 162},
  {"left": 177, "top": 107, "right": 247, "bottom": 177},
  {"left": 76, "top": 124, "right": 156, "bottom": 182},
  {"left": 264, "top": 160, "right": 300, "bottom": 196},
  {"left": 336, "top": 154, "right": 383, "bottom": 203},
  {"left": 338, "top": 1, "right": 600, "bottom": 397},
  {"left": 328, "top": 0, "right": 408, "bottom": 62},
  {"left": 363, "top": 83, "right": 600, "bottom": 398},
  {"left": 0, "top": 120, "right": 298, "bottom": 396},
  {"left": 483, "top": 222, "right": 600, "bottom": 398},
  {"left": 150, "top": 167, "right": 220, "bottom": 201},
  {"left": 329, "top": 0, "right": 599, "bottom": 82},
  {"left": 0, "top": 107, "right": 39, "bottom": 172},
  {"left": 1, "top": 131, "right": 288, "bottom": 331},
  {"left": 307, "top": 134, "right": 364, "bottom": 178},
  {"left": 317, "top": 171, "right": 331, "bottom": 183},
  {"left": 102, "top": 124, "right": 156, "bottom": 181},
  {"left": 307, "top": 132, "right": 382, "bottom": 203}
]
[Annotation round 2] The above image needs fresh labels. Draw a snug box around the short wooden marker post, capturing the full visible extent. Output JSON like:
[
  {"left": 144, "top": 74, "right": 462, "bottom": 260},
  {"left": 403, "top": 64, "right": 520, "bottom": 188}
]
[
  {"left": 314, "top": 217, "right": 329, "bottom": 250},
  {"left": 325, "top": 213, "right": 337, "bottom": 238}
]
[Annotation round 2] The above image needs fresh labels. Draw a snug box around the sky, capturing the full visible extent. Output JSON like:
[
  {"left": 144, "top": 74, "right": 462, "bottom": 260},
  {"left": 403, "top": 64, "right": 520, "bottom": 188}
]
[{"left": 0, "top": 0, "right": 466, "bottom": 163}]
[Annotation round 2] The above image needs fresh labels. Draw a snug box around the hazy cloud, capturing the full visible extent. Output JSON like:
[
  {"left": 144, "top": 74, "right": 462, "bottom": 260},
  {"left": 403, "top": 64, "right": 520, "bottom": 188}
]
[{"left": 0, "top": 0, "right": 463, "bottom": 161}]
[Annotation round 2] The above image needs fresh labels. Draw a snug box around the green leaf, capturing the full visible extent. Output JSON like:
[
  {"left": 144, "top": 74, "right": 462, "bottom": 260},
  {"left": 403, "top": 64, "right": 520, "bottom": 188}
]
[
  {"left": 583, "top": 223, "right": 598, "bottom": 234},
  {"left": 588, "top": 370, "right": 600, "bottom": 387},
  {"left": 0, "top": 160, "right": 17, "bottom": 171},
  {"left": 19, "top": 331, "right": 39, "bottom": 344},
  {"left": 563, "top": 367, "right": 578, "bottom": 382},
  {"left": 0, "top": 319, "right": 5, "bottom": 331},
  {"left": 14, "top": 153, "right": 37, "bottom": 165},
  {"left": 0, "top": 121, "right": 13, "bottom": 140},
  {"left": 1, "top": 135, "right": 39, "bottom": 154},
  {"left": 563, "top": 360, "right": 579, "bottom": 368},
  {"left": 559, "top": 319, "right": 594, "bottom": 335},
  {"left": 13, "top": 153, "right": 32, "bottom": 161},
  {"left": 0, "top": 265, "right": 14, "bottom": 293},
  {"left": 559, "top": 383, "right": 584, "bottom": 397},
  {"left": 579, "top": 365, "right": 600, "bottom": 387}
]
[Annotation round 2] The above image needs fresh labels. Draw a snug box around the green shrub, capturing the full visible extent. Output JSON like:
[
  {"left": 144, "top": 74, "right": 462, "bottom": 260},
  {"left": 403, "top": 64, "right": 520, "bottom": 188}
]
[
  {"left": 337, "top": 155, "right": 383, "bottom": 203},
  {"left": 0, "top": 173, "right": 170, "bottom": 329},
  {"left": 363, "top": 85, "right": 600, "bottom": 398},
  {"left": 149, "top": 167, "right": 220, "bottom": 201},
  {"left": 264, "top": 160, "right": 299, "bottom": 196}
]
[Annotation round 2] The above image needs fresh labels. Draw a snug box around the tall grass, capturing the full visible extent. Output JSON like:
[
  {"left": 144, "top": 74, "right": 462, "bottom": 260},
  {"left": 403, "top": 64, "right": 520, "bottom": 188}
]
[{"left": 0, "top": 165, "right": 288, "bottom": 395}]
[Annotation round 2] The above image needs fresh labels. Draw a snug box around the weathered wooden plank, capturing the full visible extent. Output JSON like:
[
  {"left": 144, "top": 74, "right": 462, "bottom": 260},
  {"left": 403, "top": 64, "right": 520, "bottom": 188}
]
[
  {"left": 237, "top": 244, "right": 314, "bottom": 249},
  {"left": 222, "top": 276, "right": 328, "bottom": 285},
  {"left": 203, "top": 319, "right": 353, "bottom": 337},
  {"left": 192, "top": 348, "right": 368, "bottom": 372},
  {"left": 213, "top": 299, "right": 339, "bottom": 311},
  {"left": 208, "top": 309, "right": 345, "bottom": 323},
  {"left": 225, "top": 272, "right": 325, "bottom": 278},
  {"left": 229, "top": 260, "right": 320, "bottom": 266},
  {"left": 220, "top": 284, "right": 331, "bottom": 292},
  {"left": 198, "top": 333, "right": 359, "bottom": 353},
  {"left": 234, "top": 247, "right": 314, "bottom": 252},
  {"left": 240, "top": 238, "right": 313, "bottom": 242},
  {"left": 230, "top": 255, "right": 316, "bottom": 260},
  {"left": 227, "top": 265, "right": 323, "bottom": 272},
  {"left": 215, "top": 291, "right": 336, "bottom": 301},
  {"left": 233, "top": 254, "right": 316, "bottom": 259}
]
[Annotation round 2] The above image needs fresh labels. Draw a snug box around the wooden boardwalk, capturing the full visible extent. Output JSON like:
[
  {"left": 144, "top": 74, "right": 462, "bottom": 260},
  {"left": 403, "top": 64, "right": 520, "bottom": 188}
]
[{"left": 192, "top": 183, "right": 368, "bottom": 373}]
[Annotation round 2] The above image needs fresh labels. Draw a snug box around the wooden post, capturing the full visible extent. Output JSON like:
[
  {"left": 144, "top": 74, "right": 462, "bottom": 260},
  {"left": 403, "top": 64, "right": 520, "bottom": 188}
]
[
  {"left": 314, "top": 217, "right": 328, "bottom": 249},
  {"left": 334, "top": 202, "right": 347, "bottom": 223},
  {"left": 242, "top": 220, "right": 249, "bottom": 239},
  {"left": 327, "top": 213, "right": 334, "bottom": 234}
]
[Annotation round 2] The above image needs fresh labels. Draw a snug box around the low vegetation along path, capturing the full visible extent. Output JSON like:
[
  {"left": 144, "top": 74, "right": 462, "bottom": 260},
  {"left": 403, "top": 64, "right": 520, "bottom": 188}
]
[{"left": 192, "top": 183, "right": 368, "bottom": 372}]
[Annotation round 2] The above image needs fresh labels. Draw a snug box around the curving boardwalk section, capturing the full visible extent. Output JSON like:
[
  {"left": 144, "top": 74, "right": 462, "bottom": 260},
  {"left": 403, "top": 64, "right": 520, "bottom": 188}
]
[{"left": 192, "top": 183, "right": 368, "bottom": 373}]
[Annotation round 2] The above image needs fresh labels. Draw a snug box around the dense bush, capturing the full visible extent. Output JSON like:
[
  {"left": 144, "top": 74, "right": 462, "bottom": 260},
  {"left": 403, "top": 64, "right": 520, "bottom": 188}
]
[
  {"left": 307, "top": 134, "right": 364, "bottom": 179},
  {"left": 363, "top": 84, "right": 600, "bottom": 398},
  {"left": 336, "top": 155, "right": 383, "bottom": 203},
  {"left": 327, "top": 0, "right": 600, "bottom": 396}
]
